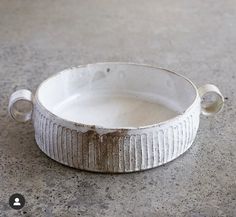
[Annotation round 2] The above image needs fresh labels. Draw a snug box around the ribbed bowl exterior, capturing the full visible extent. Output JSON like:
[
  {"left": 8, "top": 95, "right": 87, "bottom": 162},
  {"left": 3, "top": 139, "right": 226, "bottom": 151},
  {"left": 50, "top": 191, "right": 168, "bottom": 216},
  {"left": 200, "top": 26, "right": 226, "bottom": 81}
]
[{"left": 33, "top": 97, "right": 201, "bottom": 173}]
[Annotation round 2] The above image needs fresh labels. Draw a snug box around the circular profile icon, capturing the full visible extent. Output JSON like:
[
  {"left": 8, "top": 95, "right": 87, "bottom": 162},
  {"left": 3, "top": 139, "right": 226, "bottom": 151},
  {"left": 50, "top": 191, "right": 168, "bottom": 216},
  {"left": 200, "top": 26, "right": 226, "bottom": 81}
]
[{"left": 9, "top": 193, "right": 25, "bottom": 210}]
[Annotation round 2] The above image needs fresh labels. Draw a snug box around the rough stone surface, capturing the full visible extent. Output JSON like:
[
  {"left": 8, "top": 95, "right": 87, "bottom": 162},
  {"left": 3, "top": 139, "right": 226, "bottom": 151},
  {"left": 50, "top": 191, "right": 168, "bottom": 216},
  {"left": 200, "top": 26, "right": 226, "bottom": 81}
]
[{"left": 0, "top": 0, "right": 235, "bottom": 216}]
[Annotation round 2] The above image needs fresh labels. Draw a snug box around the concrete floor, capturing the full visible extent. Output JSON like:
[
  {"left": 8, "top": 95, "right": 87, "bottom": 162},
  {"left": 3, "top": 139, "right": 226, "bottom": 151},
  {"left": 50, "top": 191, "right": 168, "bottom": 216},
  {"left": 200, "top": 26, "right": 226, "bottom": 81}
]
[{"left": 0, "top": 0, "right": 236, "bottom": 216}]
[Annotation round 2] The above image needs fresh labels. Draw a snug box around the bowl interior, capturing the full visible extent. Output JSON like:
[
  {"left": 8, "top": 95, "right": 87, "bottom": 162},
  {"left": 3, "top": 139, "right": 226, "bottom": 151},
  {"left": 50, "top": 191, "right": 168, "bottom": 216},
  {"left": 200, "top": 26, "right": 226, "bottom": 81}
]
[{"left": 37, "top": 63, "right": 197, "bottom": 128}]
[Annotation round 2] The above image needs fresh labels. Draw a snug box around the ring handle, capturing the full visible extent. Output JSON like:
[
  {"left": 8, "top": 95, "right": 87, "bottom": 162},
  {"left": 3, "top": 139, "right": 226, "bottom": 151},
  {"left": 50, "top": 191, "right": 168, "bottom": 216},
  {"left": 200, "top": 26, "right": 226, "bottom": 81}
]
[
  {"left": 8, "top": 89, "right": 34, "bottom": 122},
  {"left": 198, "top": 84, "right": 224, "bottom": 116}
]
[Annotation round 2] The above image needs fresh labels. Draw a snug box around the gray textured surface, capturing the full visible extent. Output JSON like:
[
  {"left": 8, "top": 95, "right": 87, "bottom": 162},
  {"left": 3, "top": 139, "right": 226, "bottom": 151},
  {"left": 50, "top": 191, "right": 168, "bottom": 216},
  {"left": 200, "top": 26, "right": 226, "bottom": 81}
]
[{"left": 0, "top": 0, "right": 235, "bottom": 216}]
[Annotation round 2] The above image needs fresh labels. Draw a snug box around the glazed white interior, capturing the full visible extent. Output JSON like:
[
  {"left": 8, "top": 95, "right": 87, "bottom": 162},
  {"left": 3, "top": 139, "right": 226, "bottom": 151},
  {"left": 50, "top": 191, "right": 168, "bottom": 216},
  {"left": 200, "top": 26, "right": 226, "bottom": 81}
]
[{"left": 37, "top": 63, "right": 197, "bottom": 128}]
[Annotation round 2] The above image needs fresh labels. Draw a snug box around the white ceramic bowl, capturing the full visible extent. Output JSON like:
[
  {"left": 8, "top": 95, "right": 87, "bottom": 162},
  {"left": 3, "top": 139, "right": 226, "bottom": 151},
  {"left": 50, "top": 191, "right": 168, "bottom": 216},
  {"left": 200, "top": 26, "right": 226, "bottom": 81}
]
[{"left": 8, "top": 63, "right": 224, "bottom": 173}]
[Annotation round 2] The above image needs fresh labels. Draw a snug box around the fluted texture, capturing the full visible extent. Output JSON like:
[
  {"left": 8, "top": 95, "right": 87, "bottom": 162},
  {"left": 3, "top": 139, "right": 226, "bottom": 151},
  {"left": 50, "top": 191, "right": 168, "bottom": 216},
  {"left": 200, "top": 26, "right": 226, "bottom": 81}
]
[{"left": 33, "top": 101, "right": 200, "bottom": 173}]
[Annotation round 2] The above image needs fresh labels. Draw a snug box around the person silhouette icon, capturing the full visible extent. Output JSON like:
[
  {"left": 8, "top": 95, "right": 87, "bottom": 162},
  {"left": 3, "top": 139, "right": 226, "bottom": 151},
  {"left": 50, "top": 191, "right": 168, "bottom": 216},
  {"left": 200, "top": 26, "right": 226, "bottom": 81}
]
[
  {"left": 13, "top": 198, "right": 21, "bottom": 206},
  {"left": 9, "top": 193, "right": 25, "bottom": 210}
]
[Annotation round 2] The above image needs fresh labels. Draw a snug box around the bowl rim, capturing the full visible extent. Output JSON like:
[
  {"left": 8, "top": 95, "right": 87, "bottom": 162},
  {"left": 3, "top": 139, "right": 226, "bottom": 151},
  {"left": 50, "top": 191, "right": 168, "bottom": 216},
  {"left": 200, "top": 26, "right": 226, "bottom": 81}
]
[{"left": 34, "top": 62, "right": 199, "bottom": 130}]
